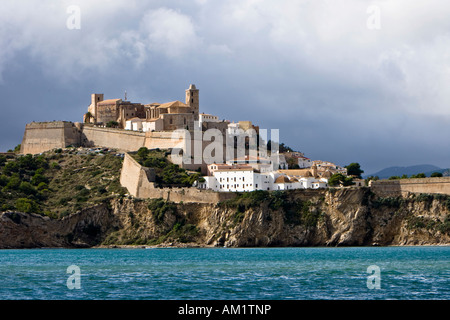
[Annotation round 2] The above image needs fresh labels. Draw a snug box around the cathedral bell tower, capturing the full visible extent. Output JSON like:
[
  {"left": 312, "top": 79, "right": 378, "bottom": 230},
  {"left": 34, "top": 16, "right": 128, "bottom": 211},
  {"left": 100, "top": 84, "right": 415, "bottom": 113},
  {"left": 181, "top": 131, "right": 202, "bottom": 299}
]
[{"left": 185, "top": 84, "right": 199, "bottom": 121}]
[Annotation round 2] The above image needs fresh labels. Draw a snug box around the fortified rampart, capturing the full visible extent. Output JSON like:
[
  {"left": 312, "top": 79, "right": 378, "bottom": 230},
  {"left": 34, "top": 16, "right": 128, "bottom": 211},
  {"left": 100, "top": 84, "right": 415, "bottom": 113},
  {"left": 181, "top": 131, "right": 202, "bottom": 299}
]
[
  {"left": 370, "top": 177, "right": 450, "bottom": 196},
  {"left": 82, "top": 125, "right": 146, "bottom": 151},
  {"left": 20, "top": 122, "right": 189, "bottom": 154},
  {"left": 20, "top": 121, "right": 81, "bottom": 155},
  {"left": 120, "top": 153, "right": 236, "bottom": 204},
  {"left": 20, "top": 121, "right": 239, "bottom": 174}
]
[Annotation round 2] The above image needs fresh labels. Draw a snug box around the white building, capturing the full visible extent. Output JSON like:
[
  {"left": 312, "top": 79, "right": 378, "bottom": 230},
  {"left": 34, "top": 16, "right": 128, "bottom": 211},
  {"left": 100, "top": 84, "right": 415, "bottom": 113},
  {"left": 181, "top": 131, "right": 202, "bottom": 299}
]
[
  {"left": 298, "top": 156, "right": 312, "bottom": 169},
  {"left": 199, "top": 113, "right": 219, "bottom": 123},
  {"left": 313, "top": 160, "right": 347, "bottom": 174},
  {"left": 125, "top": 118, "right": 144, "bottom": 131},
  {"left": 200, "top": 163, "right": 329, "bottom": 192},
  {"left": 203, "top": 164, "right": 258, "bottom": 192},
  {"left": 125, "top": 118, "right": 163, "bottom": 132},
  {"left": 227, "top": 122, "right": 240, "bottom": 136}
]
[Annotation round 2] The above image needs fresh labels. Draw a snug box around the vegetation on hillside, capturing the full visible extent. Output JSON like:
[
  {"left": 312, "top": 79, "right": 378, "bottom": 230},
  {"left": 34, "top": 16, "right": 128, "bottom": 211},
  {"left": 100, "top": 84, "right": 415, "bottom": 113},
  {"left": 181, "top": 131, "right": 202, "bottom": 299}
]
[
  {"left": 0, "top": 148, "right": 127, "bottom": 219},
  {"left": 102, "top": 197, "right": 199, "bottom": 246},
  {"left": 386, "top": 172, "right": 444, "bottom": 180},
  {"left": 345, "top": 163, "right": 364, "bottom": 179},
  {"left": 134, "top": 147, "right": 205, "bottom": 187},
  {"left": 218, "top": 190, "right": 324, "bottom": 228},
  {"left": 328, "top": 173, "right": 354, "bottom": 187}
]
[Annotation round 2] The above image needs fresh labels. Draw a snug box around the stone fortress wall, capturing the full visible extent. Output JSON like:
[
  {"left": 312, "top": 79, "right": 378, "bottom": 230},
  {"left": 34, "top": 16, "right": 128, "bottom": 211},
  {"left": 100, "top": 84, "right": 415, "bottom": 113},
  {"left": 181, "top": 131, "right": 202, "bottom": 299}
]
[
  {"left": 21, "top": 122, "right": 189, "bottom": 154},
  {"left": 120, "top": 153, "right": 236, "bottom": 204},
  {"left": 370, "top": 177, "right": 450, "bottom": 197},
  {"left": 20, "top": 121, "right": 81, "bottom": 155},
  {"left": 20, "top": 122, "right": 450, "bottom": 199}
]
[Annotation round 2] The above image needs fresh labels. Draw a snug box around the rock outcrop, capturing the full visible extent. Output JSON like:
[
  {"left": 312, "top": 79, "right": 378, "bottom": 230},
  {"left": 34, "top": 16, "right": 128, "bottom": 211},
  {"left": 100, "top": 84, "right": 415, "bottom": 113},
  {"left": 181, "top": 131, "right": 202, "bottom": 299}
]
[{"left": 1, "top": 188, "right": 449, "bottom": 248}]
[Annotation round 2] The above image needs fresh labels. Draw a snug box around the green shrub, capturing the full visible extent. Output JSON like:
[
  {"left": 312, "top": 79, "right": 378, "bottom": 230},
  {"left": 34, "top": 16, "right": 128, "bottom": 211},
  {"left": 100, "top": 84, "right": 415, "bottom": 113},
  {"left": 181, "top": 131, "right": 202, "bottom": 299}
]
[
  {"left": 3, "top": 162, "right": 19, "bottom": 175},
  {"left": 148, "top": 198, "right": 177, "bottom": 223},
  {"left": 19, "top": 182, "right": 36, "bottom": 195},
  {"left": 58, "top": 197, "right": 72, "bottom": 206},
  {"left": 31, "top": 173, "right": 48, "bottom": 186},
  {"left": 268, "top": 191, "right": 288, "bottom": 210},
  {"left": 137, "top": 147, "right": 149, "bottom": 161},
  {"left": 302, "top": 209, "right": 322, "bottom": 228},
  {"left": 233, "top": 210, "right": 245, "bottom": 225},
  {"left": 15, "top": 198, "right": 40, "bottom": 214},
  {"left": 0, "top": 155, "right": 6, "bottom": 166},
  {"left": 416, "top": 193, "right": 434, "bottom": 203},
  {"left": 5, "top": 176, "right": 21, "bottom": 190},
  {"left": 431, "top": 172, "right": 443, "bottom": 178},
  {"left": 51, "top": 162, "right": 61, "bottom": 170},
  {"left": 90, "top": 170, "right": 103, "bottom": 177},
  {"left": 106, "top": 121, "right": 119, "bottom": 128},
  {"left": 143, "top": 157, "right": 167, "bottom": 169},
  {"left": 406, "top": 216, "right": 426, "bottom": 229},
  {"left": 438, "top": 215, "right": 450, "bottom": 234},
  {"left": 0, "top": 175, "right": 9, "bottom": 186},
  {"left": 97, "top": 187, "right": 107, "bottom": 194},
  {"left": 371, "top": 197, "right": 403, "bottom": 209}
]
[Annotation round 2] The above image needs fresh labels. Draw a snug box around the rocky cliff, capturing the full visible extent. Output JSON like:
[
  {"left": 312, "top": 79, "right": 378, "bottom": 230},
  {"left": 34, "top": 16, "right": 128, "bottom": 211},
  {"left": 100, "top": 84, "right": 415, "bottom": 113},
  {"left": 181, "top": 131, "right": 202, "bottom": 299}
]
[{"left": 1, "top": 188, "right": 449, "bottom": 249}]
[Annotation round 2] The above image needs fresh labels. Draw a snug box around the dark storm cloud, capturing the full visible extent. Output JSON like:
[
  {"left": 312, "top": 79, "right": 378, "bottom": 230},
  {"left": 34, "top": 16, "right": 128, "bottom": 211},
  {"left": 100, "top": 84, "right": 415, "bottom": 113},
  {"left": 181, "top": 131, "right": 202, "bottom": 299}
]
[{"left": 1, "top": 0, "right": 449, "bottom": 174}]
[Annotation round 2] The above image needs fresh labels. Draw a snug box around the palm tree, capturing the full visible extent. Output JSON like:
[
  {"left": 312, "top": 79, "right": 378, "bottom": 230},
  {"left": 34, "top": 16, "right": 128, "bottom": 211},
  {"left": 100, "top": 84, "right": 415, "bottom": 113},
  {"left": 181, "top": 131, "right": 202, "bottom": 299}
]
[{"left": 84, "top": 112, "right": 93, "bottom": 123}]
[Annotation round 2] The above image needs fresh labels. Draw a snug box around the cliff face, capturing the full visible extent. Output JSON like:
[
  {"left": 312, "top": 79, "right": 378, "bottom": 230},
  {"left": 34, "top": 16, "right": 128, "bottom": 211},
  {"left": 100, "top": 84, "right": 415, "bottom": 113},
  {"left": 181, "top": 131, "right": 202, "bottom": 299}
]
[{"left": 1, "top": 188, "right": 449, "bottom": 249}]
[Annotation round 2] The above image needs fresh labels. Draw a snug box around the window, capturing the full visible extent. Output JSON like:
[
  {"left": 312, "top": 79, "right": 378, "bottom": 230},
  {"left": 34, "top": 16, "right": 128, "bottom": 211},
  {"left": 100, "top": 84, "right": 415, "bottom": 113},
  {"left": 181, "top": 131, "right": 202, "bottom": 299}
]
[
  {"left": 170, "top": 119, "right": 173, "bottom": 124},
  {"left": 184, "top": 118, "right": 186, "bottom": 125}
]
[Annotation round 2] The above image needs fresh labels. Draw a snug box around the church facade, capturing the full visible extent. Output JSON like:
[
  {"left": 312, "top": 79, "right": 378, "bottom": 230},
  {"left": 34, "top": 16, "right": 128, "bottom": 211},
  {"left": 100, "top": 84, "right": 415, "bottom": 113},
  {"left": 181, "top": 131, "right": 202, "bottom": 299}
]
[{"left": 85, "top": 84, "right": 200, "bottom": 132}]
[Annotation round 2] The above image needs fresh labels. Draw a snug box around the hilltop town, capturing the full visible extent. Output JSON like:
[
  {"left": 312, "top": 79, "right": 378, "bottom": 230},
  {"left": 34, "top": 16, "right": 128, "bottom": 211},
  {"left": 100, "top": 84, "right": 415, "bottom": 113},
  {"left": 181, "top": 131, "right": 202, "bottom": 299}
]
[{"left": 20, "top": 84, "right": 364, "bottom": 197}]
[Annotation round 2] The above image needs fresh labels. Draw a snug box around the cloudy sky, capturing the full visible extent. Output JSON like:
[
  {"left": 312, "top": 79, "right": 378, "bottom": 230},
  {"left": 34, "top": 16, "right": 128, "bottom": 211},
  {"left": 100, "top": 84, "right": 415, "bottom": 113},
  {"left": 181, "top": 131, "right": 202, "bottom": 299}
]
[{"left": 1, "top": 0, "right": 450, "bottom": 174}]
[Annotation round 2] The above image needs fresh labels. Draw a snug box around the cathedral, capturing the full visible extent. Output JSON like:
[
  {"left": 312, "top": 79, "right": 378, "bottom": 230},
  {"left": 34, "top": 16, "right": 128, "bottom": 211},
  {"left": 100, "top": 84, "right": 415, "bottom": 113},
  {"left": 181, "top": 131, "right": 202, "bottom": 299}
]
[{"left": 85, "top": 84, "right": 200, "bottom": 132}]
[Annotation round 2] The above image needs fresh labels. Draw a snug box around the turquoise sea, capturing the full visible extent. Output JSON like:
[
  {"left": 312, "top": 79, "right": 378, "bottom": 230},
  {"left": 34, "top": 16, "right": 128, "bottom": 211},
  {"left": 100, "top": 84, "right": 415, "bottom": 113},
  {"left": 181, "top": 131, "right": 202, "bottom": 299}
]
[{"left": 0, "top": 247, "right": 448, "bottom": 300}]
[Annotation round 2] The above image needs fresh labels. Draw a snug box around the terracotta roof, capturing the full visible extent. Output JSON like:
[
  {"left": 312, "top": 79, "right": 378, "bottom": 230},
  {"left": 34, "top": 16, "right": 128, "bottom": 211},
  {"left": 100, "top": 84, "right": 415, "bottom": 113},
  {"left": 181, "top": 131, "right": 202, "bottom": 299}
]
[
  {"left": 275, "top": 176, "right": 290, "bottom": 183},
  {"left": 98, "top": 99, "right": 121, "bottom": 105},
  {"left": 322, "top": 170, "right": 332, "bottom": 178},
  {"left": 157, "top": 101, "right": 189, "bottom": 109},
  {"left": 278, "top": 169, "right": 313, "bottom": 177},
  {"left": 209, "top": 163, "right": 254, "bottom": 172}
]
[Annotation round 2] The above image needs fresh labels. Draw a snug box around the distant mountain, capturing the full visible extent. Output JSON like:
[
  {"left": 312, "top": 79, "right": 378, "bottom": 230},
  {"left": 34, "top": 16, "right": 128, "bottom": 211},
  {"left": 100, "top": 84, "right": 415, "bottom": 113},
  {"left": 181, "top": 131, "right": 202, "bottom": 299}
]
[{"left": 365, "top": 165, "right": 448, "bottom": 179}]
